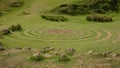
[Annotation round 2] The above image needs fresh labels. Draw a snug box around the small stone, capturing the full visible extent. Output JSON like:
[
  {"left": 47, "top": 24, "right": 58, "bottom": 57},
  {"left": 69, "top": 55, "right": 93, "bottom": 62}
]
[
  {"left": 0, "top": 46, "right": 5, "bottom": 51},
  {"left": 31, "top": 53, "right": 45, "bottom": 61},
  {"left": 41, "top": 47, "right": 55, "bottom": 53},
  {"left": 86, "top": 50, "right": 94, "bottom": 55},
  {"left": 112, "top": 53, "right": 120, "bottom": 57},
  {"left": 66, "top": 48, "right": 76, "bottom": 55},
  {"left": 61, "top": 54, "right": 67, "bottom": 58},
  {"left": 106, "top": 58, "right": 113, "bottom": 61},
  {"left": 54, "top": 51, "right": 60, "bottom": 55},
  {"left": 49, "top": 47, "right": 55, "bottom": 50},
  {"left": 33, "top": 53, "right": 41, "bottom": 57},
  {"left": 67, "top": 48, "right": 76, "bottom": 52},
  {"left": 44, "top": 54, "right": 52, "bottom": 58},
  {"left": 59, "top": 54, "right": 70, "bottom": 61},
  {"left": 4, "top": 52, "right": 10, "bottom": 55},
  {"left": 102, "top": 53, "right": 107, "bottom": 57},
  {"left": 106, "top": 51, "right": 113, "bottom": 54}
]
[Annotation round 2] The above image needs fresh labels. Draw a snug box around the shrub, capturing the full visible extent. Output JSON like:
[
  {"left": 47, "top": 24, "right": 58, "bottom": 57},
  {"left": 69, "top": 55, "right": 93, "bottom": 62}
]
[
  {"left": 86, "top": 14, "right": 113, "bottom": 22},
  {"left": 9, "top": 1, "right": 24, "bottom": 7},
  {"left": 0, "top": 12, "right": 3, "bottom": 17},
  {"left": 16, "top": 24, "right": 22, "bottom": 31},
  {"left": 22, "top": 11, "right": 30, "bottom": 15},
  {"left": 41, "top": 14, "right": 68, "bottom": 22},
  {"left": 9, "top": 24, "right": 22, "bottom": 31},
  {"left": 0, "top": 29, "right": 11, "bottom": 35},
  {"left": 51, "top": 0, "right": 120, "bottom": 15}
]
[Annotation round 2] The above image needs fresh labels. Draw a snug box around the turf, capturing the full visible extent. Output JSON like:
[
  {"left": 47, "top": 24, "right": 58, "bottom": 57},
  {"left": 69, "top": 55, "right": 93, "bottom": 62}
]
[{"left": 0, "top": 0, "right": 120, "bottom": 68}]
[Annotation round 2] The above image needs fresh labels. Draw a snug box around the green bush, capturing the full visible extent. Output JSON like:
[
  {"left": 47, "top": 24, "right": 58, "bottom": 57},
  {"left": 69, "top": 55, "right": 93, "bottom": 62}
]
[
  {"left": 41, "top": 14, "right": 68, "bottom": 22},
  {"left": 86, "top": 14, "right": 113, "bottom": 22},
  {"left": 0, "top": 12, "right": 3, "bottom": 17},
  {"left": 9, "top": 1, "right": 24, "bottom": 7},
  {"left": 0, "top": 24, "right": 22, "bottom": 37},
  {"left": 16, "top": 24, "right": 22, "bottom": 31},
  {"left": 0, "top": 29, "right": 11, "bottom": 35},
  {"left": 51, "top": 0, "right": 120, "bottom": 15},
  {"left": 9, "top": 24, "right": 22, "bottom": 31}
]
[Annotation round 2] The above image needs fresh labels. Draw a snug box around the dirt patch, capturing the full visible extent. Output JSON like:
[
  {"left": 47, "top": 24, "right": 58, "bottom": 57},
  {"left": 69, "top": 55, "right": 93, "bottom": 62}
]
[
  {"left": 112, "top": 31, "right": 120, "bottom": 43},
  {"left": 96, "top": 30, "right": 112, "bottom": 42},
  {"left": 47, "top": 29, "right": 75, "bottom": 35}
]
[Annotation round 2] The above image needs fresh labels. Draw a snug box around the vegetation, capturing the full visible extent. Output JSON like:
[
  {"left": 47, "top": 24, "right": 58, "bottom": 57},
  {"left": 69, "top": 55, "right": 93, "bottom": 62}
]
[
  {"left": 0, "top": 12, "right": 3, "bottom": 17},
  {"left": 51, "top": 0, "right": 120, "bottom": 15},
  {"left": 86, "top": 14, "right": 113, "bottom": 22},
  {"left": 0, "top": 0, "right": 24, "bottom": 17},
  {"left": 9, "top": 1, "right": 24, "bottom": 7},
  {"left": 0, "top": 0, "right": 120, "bottom": 68},
  {"left": 9, "top": 24, "right": 22, "bottom": 31},
  {"left": 0, "top": 24, "right": 22, "bottom": 36},
  {"left": 0, "top": 29, "right": 11, "bottom": 35},
  {"left": 41, "top": 14, "right": 68, "bottom": 22}
]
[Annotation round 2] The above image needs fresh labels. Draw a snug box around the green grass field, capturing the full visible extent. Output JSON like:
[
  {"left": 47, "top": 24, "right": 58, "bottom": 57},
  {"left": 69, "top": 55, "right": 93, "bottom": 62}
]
[{"left": 0, "top": 0, "right": 120, "bottom": 68}]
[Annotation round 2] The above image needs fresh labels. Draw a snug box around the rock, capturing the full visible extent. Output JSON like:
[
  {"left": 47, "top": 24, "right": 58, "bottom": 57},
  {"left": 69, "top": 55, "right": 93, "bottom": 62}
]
[
  {"left": 58, "top": 54, "right": 70, "bottom": 61},
  {"left": 61, "top": 54, "right": 67, "bottom": 58},
  {"left": 105, "top": 51, "right": 113, "bottom": 54},
  {"left": 86, "top": 50, "right": 94, "bottom": 55},
  {"left": 67, "top": 48, "right": 76, "bottom": 52},
  {"left": 103, "top": 51, "right": 113, "bottom": 57},
  {"left": 0, "top": 43, "right": 5, "bottom": 51},
  {"left": 44, "top": 54, "right": 52, "bottom": 59},
  {"left": 106, "top": 58, "right": 113, "bottom": 61},
  {"left": 92, "top": 53, "right": 102, "bottom": 57},
  {"left": 111, "top": 53, "right": 120, "bottom": 57},
  {"left": 33, "top": 53, "right": 41, "bottom": 57},
  {"left": 4, "top": 52, "right": 10, "bottom": 55},
  {"left": 102, "top": 53, "right": 107, "bottom": 57},
  {"left": 66, "top": 48, "right": 76, "bottom": 55},
  {"left": 41, "top": 47, "right": 55, "bottom": 53},
  {"left": 54, "top": 51, "right": 59, "bottom": 55},
  {"left": 49, "top": 47, "right": 55, "bottom": 50},
  {"left": 31, "top": 53, "right": 45, "bottom": 61},
  {"left": 0, "top": 46, "right": 5, "bottom": 51}
]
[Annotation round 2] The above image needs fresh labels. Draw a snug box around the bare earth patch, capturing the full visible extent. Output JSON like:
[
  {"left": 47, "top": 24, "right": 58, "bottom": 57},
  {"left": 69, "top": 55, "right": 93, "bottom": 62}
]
[
  {"left": 112, "top": 31, "right": 120, "bottom": 43},
  {"left": 46, "top": 29, "right": 76, "bottom": 35}
]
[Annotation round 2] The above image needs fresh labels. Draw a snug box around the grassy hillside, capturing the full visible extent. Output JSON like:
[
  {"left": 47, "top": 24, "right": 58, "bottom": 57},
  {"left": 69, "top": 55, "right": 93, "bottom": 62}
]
[
  {"left": 51, "top": 0, "right": 120, "bottom": 15},
  {"left": 0, "top": 0, "right": 120, "bottom": 68}
]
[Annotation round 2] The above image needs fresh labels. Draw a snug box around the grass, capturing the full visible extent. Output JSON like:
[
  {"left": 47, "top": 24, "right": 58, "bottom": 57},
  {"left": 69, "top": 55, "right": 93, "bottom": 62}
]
[{"left": 0, "top": 0, "right": 120, "bottom": 68}]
